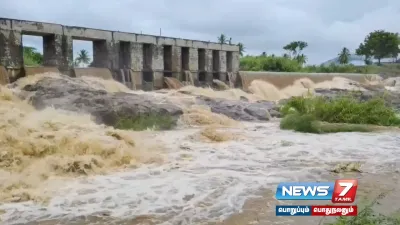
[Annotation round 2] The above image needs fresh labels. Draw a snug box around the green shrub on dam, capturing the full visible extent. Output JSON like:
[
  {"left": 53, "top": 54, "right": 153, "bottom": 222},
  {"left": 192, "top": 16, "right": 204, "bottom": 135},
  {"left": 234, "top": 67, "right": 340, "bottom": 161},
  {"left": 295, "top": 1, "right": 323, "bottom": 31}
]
[{"left": 280, "top": 95, "right": 400, "bottom": 133}]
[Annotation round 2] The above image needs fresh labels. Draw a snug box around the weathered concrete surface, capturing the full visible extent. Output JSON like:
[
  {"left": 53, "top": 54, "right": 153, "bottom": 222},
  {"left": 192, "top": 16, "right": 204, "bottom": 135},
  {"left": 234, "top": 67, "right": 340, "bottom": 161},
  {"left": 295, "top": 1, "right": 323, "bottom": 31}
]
[
  {"left": 0, "top": 17, "right": 240, "bottom": 89},
  {"left": 129, "top": 69, "right": 142, "bottom": 90},
  {"left": 171, "top": 45, "right": 181, "bottom": 79},
  {"left": 0, "top": 65, "right": 9, "bottom": 84},
  {"left": 18, "top": 76, "right": 183, "bottom": 127},
  {"left": 24, "top": 66, "right": 59, "bottom": 76},
  {"left": 237, "top": 71, "right": 378, "bottom": 90},
  {"left": 73, "top": 68, "right": 113, "bottom": 80}
]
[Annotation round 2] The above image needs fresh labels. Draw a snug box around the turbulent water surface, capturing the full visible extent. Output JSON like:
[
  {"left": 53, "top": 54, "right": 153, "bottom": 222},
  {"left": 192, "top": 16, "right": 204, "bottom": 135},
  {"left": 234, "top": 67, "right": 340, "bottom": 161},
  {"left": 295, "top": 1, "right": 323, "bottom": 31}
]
[
  {"left": 1, "top": 121, "right": 400, "bottom": 225},
  {"left": 1, "top": 73, "right": 400, "bottom": 225}
]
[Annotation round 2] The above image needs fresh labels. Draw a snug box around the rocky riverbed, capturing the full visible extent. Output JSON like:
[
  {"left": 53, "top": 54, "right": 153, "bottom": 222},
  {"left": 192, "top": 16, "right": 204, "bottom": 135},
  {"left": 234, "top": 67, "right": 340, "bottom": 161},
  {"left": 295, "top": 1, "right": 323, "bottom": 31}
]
[{"left": 11, "top": 74, "right": 400, "bottom": 124}]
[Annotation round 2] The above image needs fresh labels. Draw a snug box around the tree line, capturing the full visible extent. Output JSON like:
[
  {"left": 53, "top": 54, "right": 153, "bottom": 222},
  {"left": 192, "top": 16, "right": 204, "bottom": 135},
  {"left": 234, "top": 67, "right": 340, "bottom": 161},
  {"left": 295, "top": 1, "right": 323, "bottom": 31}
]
[
  {"left": 23, "top": 47, "right": 92, "bottom": 67},
  {"left": 231, "top": 29, "right": 400, "bottom": 73}
]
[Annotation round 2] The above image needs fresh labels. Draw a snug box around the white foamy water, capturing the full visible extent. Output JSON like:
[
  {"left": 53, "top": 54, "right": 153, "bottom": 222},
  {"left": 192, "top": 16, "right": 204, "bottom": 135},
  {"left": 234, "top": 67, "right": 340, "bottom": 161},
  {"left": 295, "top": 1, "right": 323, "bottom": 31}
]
[{"left": 1, "top": 122, "right": 400, "bottom": 225}]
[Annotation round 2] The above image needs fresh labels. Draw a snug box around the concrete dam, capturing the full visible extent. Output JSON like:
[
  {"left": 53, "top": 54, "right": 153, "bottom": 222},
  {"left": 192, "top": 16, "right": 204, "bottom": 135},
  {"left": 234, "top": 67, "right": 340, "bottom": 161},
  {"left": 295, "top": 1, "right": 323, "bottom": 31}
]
[{"left": 0, "top": 18, "right": 375, "bottom": 90}]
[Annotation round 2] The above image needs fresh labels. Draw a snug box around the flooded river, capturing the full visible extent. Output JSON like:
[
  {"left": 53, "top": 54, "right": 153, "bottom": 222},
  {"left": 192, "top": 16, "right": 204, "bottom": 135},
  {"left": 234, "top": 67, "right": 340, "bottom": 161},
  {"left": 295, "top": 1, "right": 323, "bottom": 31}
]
[{"left": 2, "top": 121, "right": 400, "bottom": 225}]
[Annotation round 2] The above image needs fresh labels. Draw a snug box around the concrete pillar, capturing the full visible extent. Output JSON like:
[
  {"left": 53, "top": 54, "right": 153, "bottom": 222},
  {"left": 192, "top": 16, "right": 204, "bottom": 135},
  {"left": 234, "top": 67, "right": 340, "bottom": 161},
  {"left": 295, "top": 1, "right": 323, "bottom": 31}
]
[
  {"left": 43, "top": 34, "right": 62, "bottom": 67},
  {"left": 189, "top": 47, "right": 199, "bottom": 81},
  {"left": 230, "top": 51, "right": 240, "bottom": 87},
  {"left": 232, "top": 51, "right": 240, "bottom": 72},
  {"left": 204, "top": 49, "right": 213, "bottom": 84},
  {"left": 93, "top": 40, "right": 118, "bottom": 70},
  {"left": 0, "top": 29, "right": 22, "bottom": 68},
  {"left": 130, "top": 42, "right": 143, "bottom": 90},
  {"left": 61, "top": 35, "right": 73, "bottom": 75},
  {"left": 171, "top": 46, "right": 181, "bottom": 79},
  {"left": 218, "top": 50, "right": 227, "bottom": 82},
  {"left": 152, "top": 44, "right": 163, "bottom": 89},
  {"left": 42, "top": 34, "right": 73, "bottom": 75}
]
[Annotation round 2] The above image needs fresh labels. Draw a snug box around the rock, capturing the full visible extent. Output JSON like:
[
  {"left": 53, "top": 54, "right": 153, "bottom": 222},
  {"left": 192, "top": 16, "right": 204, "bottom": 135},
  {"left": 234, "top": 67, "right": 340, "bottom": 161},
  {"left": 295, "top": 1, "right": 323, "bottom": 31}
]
[
  {"left": 21, "top": 76, "right": 183, "bottom": 126},
  {"left": 383, "top": 77, "right": 400, "bottom": 87},
  {"left": 196, "top": 96, "right": 277, "bottom": 121}
]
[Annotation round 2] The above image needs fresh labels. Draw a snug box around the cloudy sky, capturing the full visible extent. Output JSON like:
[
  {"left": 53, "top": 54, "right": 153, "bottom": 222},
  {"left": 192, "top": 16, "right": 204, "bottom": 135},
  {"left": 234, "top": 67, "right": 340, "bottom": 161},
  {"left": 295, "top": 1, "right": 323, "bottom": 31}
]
[{"left": 1, "top": 0, "right": 399, "bottom": 64}]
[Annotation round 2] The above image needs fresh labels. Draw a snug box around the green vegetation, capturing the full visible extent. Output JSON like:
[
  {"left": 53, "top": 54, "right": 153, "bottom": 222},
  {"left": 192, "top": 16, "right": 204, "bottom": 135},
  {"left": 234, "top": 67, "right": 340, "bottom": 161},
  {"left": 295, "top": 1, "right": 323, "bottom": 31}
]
[
  {"left": 230, "top": 29, "right": 400, "bottom": 74},
  {"left": 326, "top": 194, "right": 400, "bottom": 225},
  {"left": 355, "top": 30, "right": 399, "bottom": 65},
  {"left": 240, "top": 55, "right": 302, "bottom": 72},
  {"left": 114, "top": 114, "right": 176, "bottom": 131},
  {"left": 283, "top": 40, "right": 308, "bottom": 65},
  {"left": 74, "top": 49, "right": 92, "bottom": 67},
  {"left": 217, "top": 33, "right": 245, "bottom": 56},
  {"left": 280, "top": 113, "right": 377, "bottom": 134},
  {"left": 279, "top": 95, "right": 400, "bottom": 133},
  {"left": 23, "top": 46, "right": 93, "bottom": 67},
  {"left": 338, "top": 47, "right": 351, "bottom": 65},
  {"left": 23, "top": 46, "right": 43, "bottom": 66}
]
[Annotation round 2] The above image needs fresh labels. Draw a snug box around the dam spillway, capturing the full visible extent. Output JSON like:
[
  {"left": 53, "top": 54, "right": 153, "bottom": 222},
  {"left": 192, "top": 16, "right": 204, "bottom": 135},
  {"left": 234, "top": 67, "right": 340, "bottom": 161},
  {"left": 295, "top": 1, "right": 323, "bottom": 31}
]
[{"left": 0, "top": 17, "right": 240, "bottom": 90}]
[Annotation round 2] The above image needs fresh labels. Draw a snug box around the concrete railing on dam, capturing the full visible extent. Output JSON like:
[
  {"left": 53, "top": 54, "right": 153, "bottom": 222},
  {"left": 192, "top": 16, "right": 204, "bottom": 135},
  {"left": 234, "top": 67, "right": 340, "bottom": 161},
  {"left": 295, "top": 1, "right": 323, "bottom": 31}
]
[{"left": 0, "top": 18, "right": 240, "bottom": 89}]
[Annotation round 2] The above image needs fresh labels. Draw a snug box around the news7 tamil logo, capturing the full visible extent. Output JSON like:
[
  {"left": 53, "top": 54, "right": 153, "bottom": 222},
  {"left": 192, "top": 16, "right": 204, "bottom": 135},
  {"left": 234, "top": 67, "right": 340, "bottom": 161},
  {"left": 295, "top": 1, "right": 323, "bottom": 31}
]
[{"left": 275, "top": 179, "right": 358, "bottom": 203}]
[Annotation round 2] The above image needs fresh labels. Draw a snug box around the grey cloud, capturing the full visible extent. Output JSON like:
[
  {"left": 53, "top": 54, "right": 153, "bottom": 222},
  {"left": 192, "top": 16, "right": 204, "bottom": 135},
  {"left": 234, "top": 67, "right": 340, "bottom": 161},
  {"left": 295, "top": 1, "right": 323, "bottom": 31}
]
[{"left": 1, "top": 0, "right": 400, "bottom": 64}]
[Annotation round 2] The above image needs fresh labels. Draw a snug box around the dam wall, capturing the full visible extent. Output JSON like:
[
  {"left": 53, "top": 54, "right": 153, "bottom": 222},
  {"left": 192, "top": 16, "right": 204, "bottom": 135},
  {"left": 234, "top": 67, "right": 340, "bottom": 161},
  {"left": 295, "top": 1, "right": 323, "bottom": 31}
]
[
  {"left": 0, "top": 18, "right": 240, "bottom": 89},
  {"left": 0, "top": 18, "right": 379, "bottom": 91},
  {"left": 236, "top": 71, "right": 379, "bottom": 90}
]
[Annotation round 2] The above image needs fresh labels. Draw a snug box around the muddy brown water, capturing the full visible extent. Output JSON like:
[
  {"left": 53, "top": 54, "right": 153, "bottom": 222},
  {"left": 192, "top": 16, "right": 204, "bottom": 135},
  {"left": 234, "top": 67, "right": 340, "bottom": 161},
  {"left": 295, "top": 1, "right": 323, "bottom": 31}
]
[{"left": 2, "top": 121, "right": 400, "bottom": 225}]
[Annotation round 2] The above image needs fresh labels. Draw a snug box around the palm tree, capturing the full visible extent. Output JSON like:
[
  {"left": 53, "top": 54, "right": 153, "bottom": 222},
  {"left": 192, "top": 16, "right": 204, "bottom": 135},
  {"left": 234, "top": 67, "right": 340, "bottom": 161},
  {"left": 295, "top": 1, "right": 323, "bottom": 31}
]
[
  {"left": 75, "top": 49, "right": 91, "bottom": 67},
  {"left": 237, "top": 42, "right": 245, "bottom": 56},
  {"left": 228, "top": 37, "right": 232, "bottom": 45},
  {"left": 217, "top": 34, "right": 227, "bottom": 44},
  {"left": 338, "top": 47, "right": 351, "bottom": 64},
  {"left": 296, "top": 54, "right": 307, "bottom": 65}
]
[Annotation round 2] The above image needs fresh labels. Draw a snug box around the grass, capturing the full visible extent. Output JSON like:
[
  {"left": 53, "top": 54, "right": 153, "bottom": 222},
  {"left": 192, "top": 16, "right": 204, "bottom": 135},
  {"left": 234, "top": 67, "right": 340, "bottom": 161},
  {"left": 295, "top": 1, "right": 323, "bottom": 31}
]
[
  {"left": 325, "top": 193, "right": 400, "bottom": 225},
  {"left": 114, "top": 113, "right": 176, "bottom": 131},
  {"left": 279, "top": 94, "right": 400, "bottom": 133}
]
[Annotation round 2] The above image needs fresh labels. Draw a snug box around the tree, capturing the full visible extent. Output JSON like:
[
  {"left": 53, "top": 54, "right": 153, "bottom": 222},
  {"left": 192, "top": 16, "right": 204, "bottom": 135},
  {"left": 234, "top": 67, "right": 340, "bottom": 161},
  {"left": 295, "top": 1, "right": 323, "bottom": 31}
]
[
  {"left": 261, "top": 52, "right": 267, "bottom": 57},
  {"left": 217, "top": 34, "right": 227, "bottom": 44},
  {"left": 295, "top": 54, "right": 307, "bottom": 65},
  {"left": 355, "top": 43, "right": 372, "bottom": 65},
  {"left": 237, "top": 42, "right": 245, "bottom": 56},
  {"left": 228, "top": 37, "right": 232, "bottom": 45},
  {"left": 75, "top": 49, "right": 91, "bottom": 67},
  {"left": 283, "top": 41, "right": 308, "bottom": 59},
  {"left": 23, "top": 46, "right": 43, "bottom": 66},
  {"left": 338, "top": 47, "right": 351, "bottom": 64},
  {"left": 355, "top": 30, "right": 399, "bottom": 65}
]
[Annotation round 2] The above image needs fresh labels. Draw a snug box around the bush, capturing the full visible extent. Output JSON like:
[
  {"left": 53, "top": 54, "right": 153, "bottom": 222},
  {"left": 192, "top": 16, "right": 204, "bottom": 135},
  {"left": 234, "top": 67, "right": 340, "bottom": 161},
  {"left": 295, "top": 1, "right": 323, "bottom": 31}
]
[
  {"left": 114, "top": 113, "right": 175, "bottom": 131},
  {"left": 279, "top": 94, "right": 400, "bottom": 133},
  {"left": 302, "top": 63, "right": 371, "bottom": 74},
  {"left": 280, "top": 113, "right": 375, "bottom": 134},
  {"left": 240, "top": 56, "right": 376, "bottom": 73},
  {"left": 240, "top": 55, "right": 302, "bottom": 72},
  {"left": 281, "top": 95, "right": 400, "bottom": 126}
]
